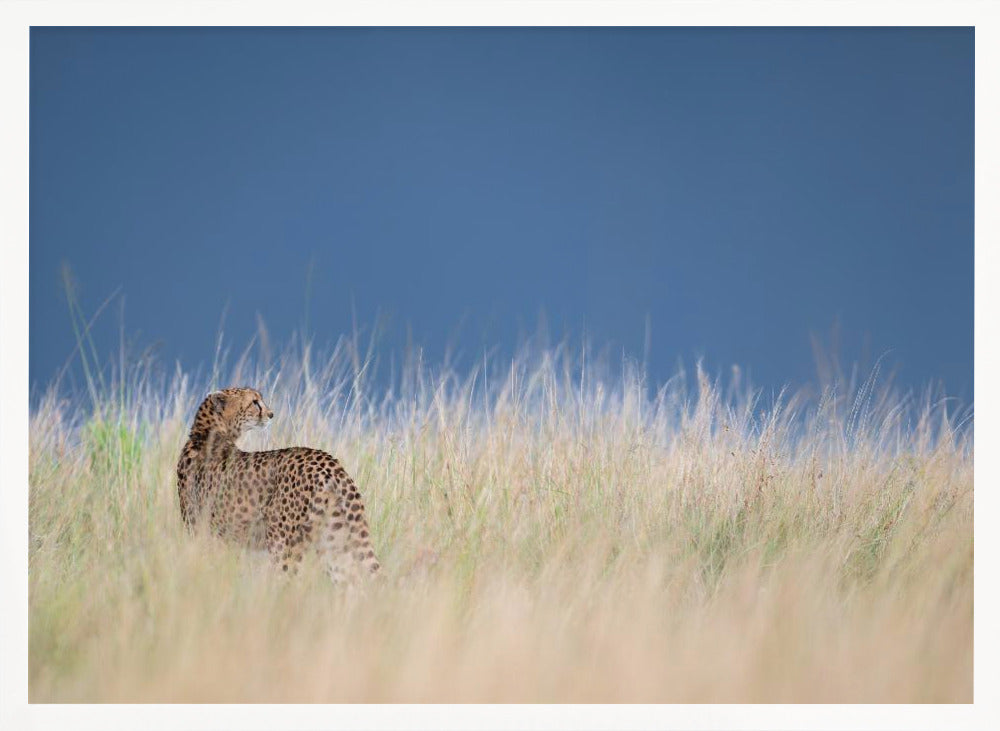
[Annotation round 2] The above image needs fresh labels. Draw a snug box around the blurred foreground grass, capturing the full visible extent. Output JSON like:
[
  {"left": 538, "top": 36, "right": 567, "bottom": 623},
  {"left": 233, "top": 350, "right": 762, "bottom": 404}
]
[{"left": 28, "top": 338, "right": 972, "bottom": 702}]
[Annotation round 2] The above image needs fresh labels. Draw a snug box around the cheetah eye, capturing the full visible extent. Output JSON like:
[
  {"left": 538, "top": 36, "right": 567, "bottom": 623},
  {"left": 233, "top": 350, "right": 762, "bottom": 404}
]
[{"left": 253, "top": 399, "right": 262, "bottom": 413}]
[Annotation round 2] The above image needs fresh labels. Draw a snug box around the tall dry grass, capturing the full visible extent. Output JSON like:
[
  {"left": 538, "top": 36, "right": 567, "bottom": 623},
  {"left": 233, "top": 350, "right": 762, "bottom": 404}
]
[{"left": 28, "top": 334, "right": 972, "bottom": 702}]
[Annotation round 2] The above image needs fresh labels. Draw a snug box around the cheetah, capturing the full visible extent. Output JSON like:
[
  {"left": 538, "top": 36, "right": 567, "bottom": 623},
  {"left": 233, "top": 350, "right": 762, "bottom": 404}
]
[{"left": 176, "top": 387, "right": 380, "bottom": 583}]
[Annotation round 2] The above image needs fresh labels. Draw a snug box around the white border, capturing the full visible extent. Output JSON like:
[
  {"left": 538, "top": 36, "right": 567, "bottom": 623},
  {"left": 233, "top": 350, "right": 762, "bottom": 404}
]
[
  {"left": 3, "top": 2, "right": 996, "bottom": 730},
  {"left": 6, "top": 704, "right": 990, "bottom": 731}
]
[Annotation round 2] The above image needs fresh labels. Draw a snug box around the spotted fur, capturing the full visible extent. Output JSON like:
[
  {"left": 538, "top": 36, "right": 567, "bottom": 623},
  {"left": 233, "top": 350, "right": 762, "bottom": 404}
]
[{"left": 176, "top": 387, "right": 380, "bottom": 583}]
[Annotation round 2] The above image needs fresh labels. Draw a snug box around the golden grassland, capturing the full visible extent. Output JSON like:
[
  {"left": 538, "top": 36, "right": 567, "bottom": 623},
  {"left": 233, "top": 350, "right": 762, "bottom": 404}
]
[{"left": 28, "top": 339, "right": 972, "bottom": 702}]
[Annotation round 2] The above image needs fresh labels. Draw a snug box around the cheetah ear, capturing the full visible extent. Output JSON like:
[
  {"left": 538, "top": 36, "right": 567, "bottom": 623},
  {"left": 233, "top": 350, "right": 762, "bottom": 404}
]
[{"left": 207, "top": 391, "right": 227, "bottom": 414}]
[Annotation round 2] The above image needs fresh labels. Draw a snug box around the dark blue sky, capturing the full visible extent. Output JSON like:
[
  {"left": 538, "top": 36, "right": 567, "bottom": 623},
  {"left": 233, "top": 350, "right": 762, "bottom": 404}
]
[{"left": 30, "top": 27, "right": 973, "bottom": 399}]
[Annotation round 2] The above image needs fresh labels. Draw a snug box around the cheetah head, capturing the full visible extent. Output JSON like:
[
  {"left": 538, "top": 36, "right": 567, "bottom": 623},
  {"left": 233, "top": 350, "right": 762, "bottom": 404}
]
[{"left": 204, "top": 386, "right": 275, "bottom": 436}]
